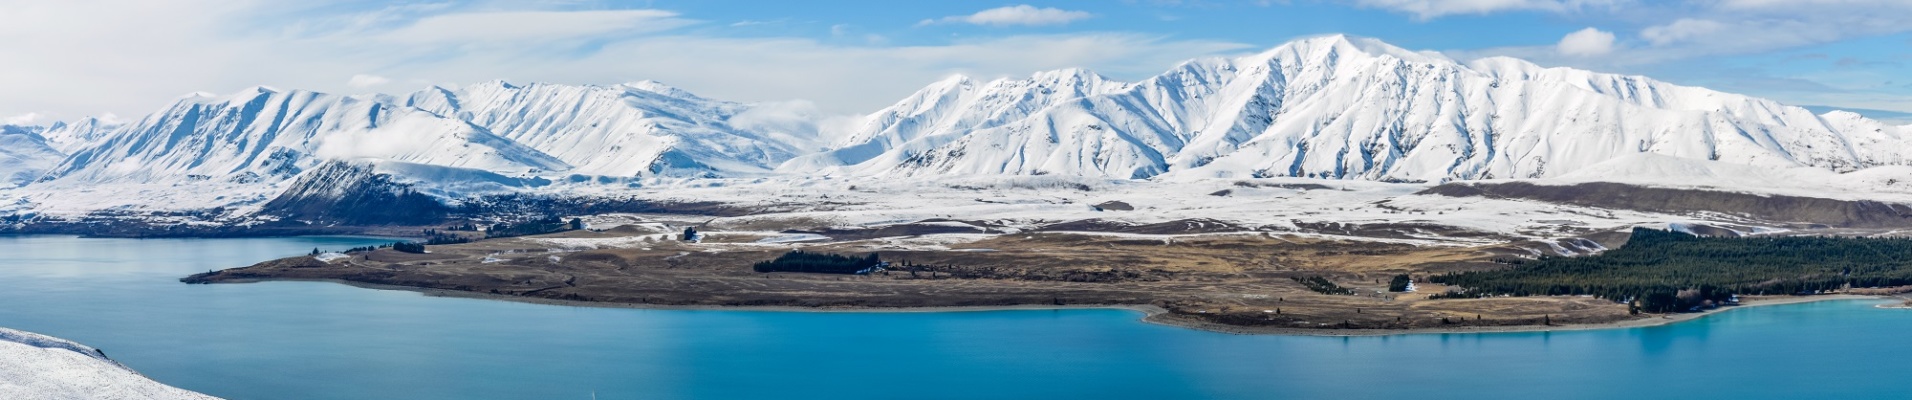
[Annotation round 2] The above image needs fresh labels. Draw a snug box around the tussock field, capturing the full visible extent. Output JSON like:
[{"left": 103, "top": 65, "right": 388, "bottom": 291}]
[{"left": 186, "top": 219, "right": 1651, "bottom": 333}]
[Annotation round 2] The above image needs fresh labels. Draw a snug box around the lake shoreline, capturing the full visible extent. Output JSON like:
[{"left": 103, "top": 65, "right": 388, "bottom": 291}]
[
  {"left": 221, "top": 277, "right": 1887, "bottom": 337},
  {"left": 1140, "top": 294, "right": 1885, "bottom": 336}
]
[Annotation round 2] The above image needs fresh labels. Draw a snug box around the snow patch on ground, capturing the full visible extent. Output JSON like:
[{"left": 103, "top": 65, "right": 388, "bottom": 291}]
[
  {"left": 0, "top": 327, "right": 218, "bottom": 400},
  {"left": 531, "top": 235, "right": 669, "bottom": 250},
  {"left": 843, "top": 233, "right": 996, "bottom": 251},
  {"left": 754, "top": 233, "right": 827, "bottom": 244}
]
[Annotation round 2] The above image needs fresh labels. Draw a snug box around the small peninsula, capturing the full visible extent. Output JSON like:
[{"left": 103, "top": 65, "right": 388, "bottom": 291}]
[{"left": 183, "top": 217, "right": 1912, "bottom": 335}]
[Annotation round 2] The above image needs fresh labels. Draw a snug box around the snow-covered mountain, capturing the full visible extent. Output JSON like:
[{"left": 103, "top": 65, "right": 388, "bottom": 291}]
[
  {"left": 37, "top": 117, "right": 123, "bottom": 154},
  {"left": 7, "top": 34, "right": 1912, "bottom": 224},
  {"left": 798, "top": 35, "right": 1910, "bottom": 182},
  {"left": 405, "top": 80, "right": 823, "bottom": 177},
  {"left": 45, "top": 86, "right": 568, "bottom": 186},
  {"left": 37, "top": 79, "right": 825, "bottom": 188},
  {"left": 5, "top": 80, "right": 829, "bottom": 217},
  {"left": 0, "top": 327, "right": 218, "bottom": 399},
  {"left": 0, "top": 125, "right": 65, "bottom": 188}
]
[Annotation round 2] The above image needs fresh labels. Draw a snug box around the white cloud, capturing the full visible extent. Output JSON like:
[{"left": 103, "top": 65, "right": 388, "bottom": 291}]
[
  {"left": 0, "top": 2, "right": 1245, "bottom": 122},
  {"left": 4, "top": 112, "right": 42, "bottom": 126},
  {"left": 1444, "top": 0, "right": 1912, "bottom": 113},
  {"left": 1556, "top": 27, "right": 1615, "bottom": 57},
  {"left": 1715, "top": 0, "right": 1911, "bottom": 10},
  {"left": 1639, "top": 19, "right": 1727, "bottom": 46},
  {"left": 375, "top": 10, "right": 691, "bottom": 44},
  {"left": 1349, "top": 0, "right": 1624, "bottom": 19},
  {"left": 920, "top": 5, "right": 1094, "bottom": 27},
  {"left": 1628, "top": 2, "right": 1912, "bottom": 58},
  {"left": 1457, "top": 1, "right": 1912, "bottom": 67},
  {"left": 346, "top": 74, "right": 391, "bottom": 89}
]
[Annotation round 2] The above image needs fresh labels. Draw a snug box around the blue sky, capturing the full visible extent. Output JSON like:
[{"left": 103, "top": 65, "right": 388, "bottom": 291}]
[{"left": 2, "top": 0, "right": 1908, "bottom": 124}]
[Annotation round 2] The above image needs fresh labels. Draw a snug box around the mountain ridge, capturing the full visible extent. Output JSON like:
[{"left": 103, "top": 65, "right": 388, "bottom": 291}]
[
  {"left": 804, "top": 34, "right": 1907, "bottom": 182},
  {"left": 5, "top": 34, "right": 1910, "bottom": 221}
]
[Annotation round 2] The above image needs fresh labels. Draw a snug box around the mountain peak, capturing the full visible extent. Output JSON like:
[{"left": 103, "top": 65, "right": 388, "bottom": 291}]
[
  {"left": 1467, "top": 56, "right": 1547, "bottom": 77},
  {"left": 1028, "top": 67, "right": 1109, "bottom": 84},
  {"left": 921, "top": 74, "right": 975, "bottom": 91},
  {"left": 232, "top": 85, "right": 283, "bottom": 98},
  {"left": 816, "top": 32, "right": 1912, "bottom": 181},
  {"left": 621, "top": 80, "right": 702, "bottom": 99},
  {"left": 1284, "top": 33, "right": 1356, "bottom": 48},
  {"left": 1263, "top": 34, "right": 1451, "bottom": 65},
  {"left": 465, "top": 79, "right": 520, "bottom": 90}
]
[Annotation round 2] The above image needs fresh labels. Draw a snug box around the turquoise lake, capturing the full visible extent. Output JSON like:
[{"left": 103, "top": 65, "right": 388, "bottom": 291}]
[{"left": 3, "top": 235, "right": 1909, "bottom": 399}]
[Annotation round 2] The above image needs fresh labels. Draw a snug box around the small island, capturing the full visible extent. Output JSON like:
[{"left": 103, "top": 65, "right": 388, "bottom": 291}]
[{"left": 184, "top": 220, "right": 1912, "bottom": 335}]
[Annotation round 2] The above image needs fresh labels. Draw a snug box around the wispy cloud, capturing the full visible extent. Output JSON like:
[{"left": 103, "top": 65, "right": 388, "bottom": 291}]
[
  {"left": 4, "top": 112, "right": 43, "bottom": 126},
  {"left": 0, "top": 1, "right": 1240, "bottom": 121},
  {"left": 1556, "top": 27, "right": 1615, "bottom": 57},
  {"left": 918, "top": 5, "right": 1094, "bottom": 27},
  {"left": 1632, "top": 2, "right": 1912, "bottom": 57},
  {"left": 1347, "top": 0, "right": 1625, "bottom": 19},
  {"left": 1352, "top": 0, "right": 1912, "bottom": 73},
  {"left": 374, "top": 10, "right": 691, "bottom": 44},
  {"left": 346, "top": 74, "right": 391, "bottom": 89}
]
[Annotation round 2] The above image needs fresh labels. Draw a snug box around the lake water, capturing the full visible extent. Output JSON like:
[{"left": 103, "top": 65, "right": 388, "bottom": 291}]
[{"left": 3, "top": 235, "right": 1910, "bottom": 399}]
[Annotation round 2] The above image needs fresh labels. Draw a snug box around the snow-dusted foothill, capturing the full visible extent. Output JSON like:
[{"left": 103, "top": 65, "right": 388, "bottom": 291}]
[{"left": 0, "top": 327, "right": 218, "bottom": 400}]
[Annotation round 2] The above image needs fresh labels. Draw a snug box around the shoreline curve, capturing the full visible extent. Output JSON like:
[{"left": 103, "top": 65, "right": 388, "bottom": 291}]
[{"left": 209, "top": 277, "right": 1890, "bottom": 337}]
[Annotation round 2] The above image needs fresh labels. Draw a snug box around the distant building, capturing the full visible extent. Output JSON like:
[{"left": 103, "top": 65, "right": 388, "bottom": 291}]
[{"left": 855, "top": 262, "right": 892, "bottom": 275}]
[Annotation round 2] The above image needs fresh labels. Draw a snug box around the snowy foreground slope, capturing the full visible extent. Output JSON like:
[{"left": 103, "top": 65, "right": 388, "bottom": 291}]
[
  {"left": 2, "top": 35, "right": 1911, "bottom": 234},
  {"left": 0, "top": 328, "right": 217, "bottom": 400}
]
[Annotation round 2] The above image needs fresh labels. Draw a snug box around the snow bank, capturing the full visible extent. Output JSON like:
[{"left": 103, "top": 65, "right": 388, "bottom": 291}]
[{"left": 0, "top": 327, "right": 218, "bottom": 399}]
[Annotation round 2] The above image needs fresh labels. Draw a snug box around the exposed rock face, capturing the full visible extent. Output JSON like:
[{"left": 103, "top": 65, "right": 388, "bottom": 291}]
[{"left": 259, "top": 161, "right": 451, "bottom": 225}]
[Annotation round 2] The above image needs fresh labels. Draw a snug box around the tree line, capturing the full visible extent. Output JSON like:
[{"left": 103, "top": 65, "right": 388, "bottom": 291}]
[
  {"left": 484, "top": 216, "right": 583, "bottom": 238},
  {"left": 1388, "top": 274, "right": 1411, "bottom": 292},
  {"left": 1294, "top": 276, "right": 1355, "bottom": 295},
  {"left": 1429, "top": 228, "right": 1912, "bottom": 312},
  {"left": 753, "top": 250, "right": 884, "bottom": 274}
]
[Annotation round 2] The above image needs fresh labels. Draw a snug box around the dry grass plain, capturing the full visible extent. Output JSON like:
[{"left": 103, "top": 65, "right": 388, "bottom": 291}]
[{"left": 184, "top": 221, "right": 1658, "bottom": 333}]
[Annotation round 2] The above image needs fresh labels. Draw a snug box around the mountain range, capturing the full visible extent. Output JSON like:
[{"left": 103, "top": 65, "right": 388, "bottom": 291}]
[{"left": 3, "top": 35, "right": 1909, "bottom": 226}]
